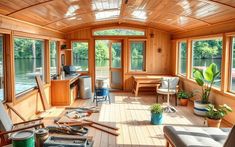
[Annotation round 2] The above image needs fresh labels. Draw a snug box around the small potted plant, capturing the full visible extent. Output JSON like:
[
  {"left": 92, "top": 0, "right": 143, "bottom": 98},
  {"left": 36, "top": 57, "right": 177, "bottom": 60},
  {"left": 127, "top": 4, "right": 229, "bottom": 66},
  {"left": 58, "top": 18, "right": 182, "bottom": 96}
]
[
  {"left": 177, "top": 91, "right": 193, "bottom": 106},
  {"left": 193, "top": 63, "right": 220, "bottom": 116},
  {"left": 206, "top": 104, "right": 232, "bottom": 127},
  {"left": 150, "top": 104, "right": 163, "bottom": 125}
]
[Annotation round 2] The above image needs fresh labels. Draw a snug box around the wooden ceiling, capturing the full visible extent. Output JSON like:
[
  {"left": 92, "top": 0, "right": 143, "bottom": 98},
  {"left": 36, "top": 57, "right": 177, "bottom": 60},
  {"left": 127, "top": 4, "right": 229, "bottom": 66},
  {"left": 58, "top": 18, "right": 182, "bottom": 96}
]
[{"left": 0, "top": 0, "right": 235, "bottom": 33}]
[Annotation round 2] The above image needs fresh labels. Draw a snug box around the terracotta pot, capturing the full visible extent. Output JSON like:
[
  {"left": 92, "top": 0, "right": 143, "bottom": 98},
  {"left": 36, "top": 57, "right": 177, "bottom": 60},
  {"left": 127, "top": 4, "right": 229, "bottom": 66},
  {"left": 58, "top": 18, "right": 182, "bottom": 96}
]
[
  {"left": 207, "top": 118, "right": 222, "bottom": 128},
  {"left": 180, "top": 99, "right": 188, "bottom": 106}
]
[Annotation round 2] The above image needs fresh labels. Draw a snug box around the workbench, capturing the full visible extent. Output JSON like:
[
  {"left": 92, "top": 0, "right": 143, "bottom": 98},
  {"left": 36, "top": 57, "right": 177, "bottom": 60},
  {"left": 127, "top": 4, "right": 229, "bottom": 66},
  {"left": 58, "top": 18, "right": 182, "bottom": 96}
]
[{"left": 132, "top": 75, "right": 171, "bottom": 96}]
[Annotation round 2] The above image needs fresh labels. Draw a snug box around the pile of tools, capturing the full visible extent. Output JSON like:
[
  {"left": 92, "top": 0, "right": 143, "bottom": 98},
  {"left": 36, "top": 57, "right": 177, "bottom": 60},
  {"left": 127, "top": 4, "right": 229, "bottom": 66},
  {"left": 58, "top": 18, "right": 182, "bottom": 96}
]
[{"left": 53, "top": 106, "right": 119, "bottom": 136}]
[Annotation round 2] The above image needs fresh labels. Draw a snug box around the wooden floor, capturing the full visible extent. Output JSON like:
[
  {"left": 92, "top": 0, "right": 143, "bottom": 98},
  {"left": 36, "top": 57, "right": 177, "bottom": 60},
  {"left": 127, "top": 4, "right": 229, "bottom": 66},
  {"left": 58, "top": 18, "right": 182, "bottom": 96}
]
[{"left": 43, "top": 92, "right": 226, "bottom": 147}]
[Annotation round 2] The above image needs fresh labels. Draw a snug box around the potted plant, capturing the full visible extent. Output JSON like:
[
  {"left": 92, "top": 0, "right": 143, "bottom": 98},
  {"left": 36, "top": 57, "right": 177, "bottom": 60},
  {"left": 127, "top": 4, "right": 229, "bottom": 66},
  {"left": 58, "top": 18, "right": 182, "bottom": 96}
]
[
  {"left": 150, "top": 104, "right": 163, "bottom": 125},
  {"left": 193, "top": 63, "right": 220, "bottom": 116},
  {"left": 177, "top": 91, "right": 193, "bottom": 106},
  {"left": 206, "top": 104, "right": 232, "bottom": 127}
]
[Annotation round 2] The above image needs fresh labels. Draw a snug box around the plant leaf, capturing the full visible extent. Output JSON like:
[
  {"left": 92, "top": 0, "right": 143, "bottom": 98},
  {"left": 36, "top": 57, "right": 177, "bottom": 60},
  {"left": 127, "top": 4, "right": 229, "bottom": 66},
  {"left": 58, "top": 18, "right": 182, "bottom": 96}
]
[{"left": 204, "top": 66, "right": 213, "bottom": 81}]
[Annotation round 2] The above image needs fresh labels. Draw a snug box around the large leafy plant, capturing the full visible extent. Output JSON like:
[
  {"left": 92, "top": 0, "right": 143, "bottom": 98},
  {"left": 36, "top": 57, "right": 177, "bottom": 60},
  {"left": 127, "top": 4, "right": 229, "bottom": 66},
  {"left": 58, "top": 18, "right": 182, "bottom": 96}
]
[
  {"left": 206, "top": 104, "right": 232, "bottom": 120},
  {"left": 150, "top": 104, "right": 163, "bottom": 114},
  {"left": 193, "top": 63, "right": 220, "bottom": 104}
]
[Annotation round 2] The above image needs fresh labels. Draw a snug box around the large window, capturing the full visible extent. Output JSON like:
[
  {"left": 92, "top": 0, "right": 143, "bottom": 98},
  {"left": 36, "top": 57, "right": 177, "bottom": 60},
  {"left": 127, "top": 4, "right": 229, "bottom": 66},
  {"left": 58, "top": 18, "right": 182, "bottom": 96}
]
[
  {"left": 230, "top": 37, "right": 235, "bottom": 92},
  {"left": 94, "top": 28, "right": 145, "bottom": 36},
  {"left": 72, "top": 41, "right": 88, "bottom": 71},
  {"left": 178, "top": 41, "right": 187, "bottom": 76},
  {"left": 130, "top": 41, "right": 146, "bottom": 71},
  {"left": 14, "top": 37, "right": 44, "bottom": 95},
  {"left": 192, "top": 38, "right": 222, "bottom": 88},
  {"left": 0, "top": 36, "right": 4, "bottom": 101},
  {"left": 50, "top": 41, "right": 57, "bottom": 76}
]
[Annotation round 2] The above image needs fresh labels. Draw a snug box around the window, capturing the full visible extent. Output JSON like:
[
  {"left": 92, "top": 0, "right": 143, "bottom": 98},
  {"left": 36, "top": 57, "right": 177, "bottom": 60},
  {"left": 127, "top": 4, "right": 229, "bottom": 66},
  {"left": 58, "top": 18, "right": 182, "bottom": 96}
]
[
  {"left": 230, "top": 37, "right": 235, "bottom": 92},
  {"left": 130, "top": 41, "right": 146, "bottom": 71},
  {"left": 178, "top": 41, "right": 187, "bottom": 76},
  {"left": 192, "top": 38, "right": 222, "bottom": 88},
  {"left": 94, "top": 28, "right": 145, "bottom": 36},
  {"left": 72, "top": 41, "right": 88, "bottom": 71},
  {"left": 50, "top": 41, "right": 58, "bottom": 76},
  {"left": 14, "top": 37, "right": 44, "bottom": 96},
  {"left": 0, "top": 36, "right": 4, "bottom": 101}
]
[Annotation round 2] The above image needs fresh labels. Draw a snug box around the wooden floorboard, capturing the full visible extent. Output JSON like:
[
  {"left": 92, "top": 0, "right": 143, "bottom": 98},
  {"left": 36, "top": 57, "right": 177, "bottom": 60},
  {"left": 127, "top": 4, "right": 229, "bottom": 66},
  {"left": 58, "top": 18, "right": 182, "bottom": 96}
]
[{"left": 43, "top": 92, "right": 230, "bottom": 147}]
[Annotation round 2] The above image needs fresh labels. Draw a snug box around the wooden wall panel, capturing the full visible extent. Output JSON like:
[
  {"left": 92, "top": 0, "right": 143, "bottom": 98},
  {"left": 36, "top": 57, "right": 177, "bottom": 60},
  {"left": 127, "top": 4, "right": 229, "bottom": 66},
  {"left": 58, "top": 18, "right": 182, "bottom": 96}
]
[{"left": 66, "top": 26, "right": 172, "bottom": 91}]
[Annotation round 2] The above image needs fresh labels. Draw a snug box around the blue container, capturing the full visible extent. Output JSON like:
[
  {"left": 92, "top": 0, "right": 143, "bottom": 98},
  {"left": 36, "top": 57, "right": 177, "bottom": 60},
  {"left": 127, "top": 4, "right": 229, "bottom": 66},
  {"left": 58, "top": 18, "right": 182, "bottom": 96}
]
[
  {"left": 151, "top": 113, "right": 163, "bottom": 125},
  {"left": 95, "top": 88, "right": 109, "bottom": 96}
]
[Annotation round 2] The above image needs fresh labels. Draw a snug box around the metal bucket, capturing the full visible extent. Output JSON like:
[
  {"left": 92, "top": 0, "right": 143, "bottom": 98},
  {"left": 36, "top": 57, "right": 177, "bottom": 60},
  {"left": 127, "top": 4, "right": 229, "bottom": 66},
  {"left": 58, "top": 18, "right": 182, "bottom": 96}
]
[
  {"left": 96, "top": 78, "right": 109, "bottom": 88},
  {"left": 11, "top": 130, "right": 35, "bottom": 147},
  {"left": 35, "top": 128, "right": 49, "bottom": 147}
]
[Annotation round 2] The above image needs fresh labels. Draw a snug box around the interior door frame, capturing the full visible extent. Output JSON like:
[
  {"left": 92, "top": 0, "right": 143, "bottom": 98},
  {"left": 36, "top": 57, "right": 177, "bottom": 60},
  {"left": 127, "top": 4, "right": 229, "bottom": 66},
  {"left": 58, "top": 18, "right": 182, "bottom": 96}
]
[
  {"left": 109, "top": 40, "right": 123, "bottom": 89},
  {"left": 94, "top": 38, "right": 124, "bottom": 90}
]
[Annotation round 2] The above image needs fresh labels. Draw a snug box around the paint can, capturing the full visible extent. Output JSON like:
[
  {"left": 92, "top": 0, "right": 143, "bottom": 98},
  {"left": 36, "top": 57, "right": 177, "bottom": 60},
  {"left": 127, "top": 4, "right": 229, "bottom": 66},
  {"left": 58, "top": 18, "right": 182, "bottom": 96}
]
[
  {"left": 96, "top": 78, "right": 109, "bottom": 88},
  {"left": 35, "top": 128, "right": 49, "bottom": 147},
  {"left": 11, "top": 130, "right": 35, "bottom": 147}
]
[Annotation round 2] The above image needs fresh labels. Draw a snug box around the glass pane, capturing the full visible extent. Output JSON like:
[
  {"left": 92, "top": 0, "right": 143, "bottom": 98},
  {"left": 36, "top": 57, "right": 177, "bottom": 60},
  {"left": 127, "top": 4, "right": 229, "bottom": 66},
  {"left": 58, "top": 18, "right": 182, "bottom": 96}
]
[
  {"left": 111, "top": 42, "right": 121, "bottom": 68},
  {"left": 50, "top": 41, "right": 57, "bottom": 75},
  {"left": 231, "top": 37, "right": 235, "bottom": 92},
  {"left": 72, "top": 42, "right": 88, "bottom": 71},
  {"left": 179, "top": 41, "right": 187, "bottom": 75},
  {"left": 94, "top": 29, "right": 145, "bottom": 36},
  {"left": 192, "top": 38, "right": 222, "bottom": 88},
  {"left": 14, "top": 38, "right": 44, "bottom": 95},
  {"left": 111, "top": 71, "right": 121, "bottom": 85},
  {"left": 95, "top": 40, "right": 110, "bottom": 79},
  {"left": 0, "top": 36, "right": 4, "bottom": 101},
  {"left": 130, "top": 41, "right": 145, "bottom": 71}
]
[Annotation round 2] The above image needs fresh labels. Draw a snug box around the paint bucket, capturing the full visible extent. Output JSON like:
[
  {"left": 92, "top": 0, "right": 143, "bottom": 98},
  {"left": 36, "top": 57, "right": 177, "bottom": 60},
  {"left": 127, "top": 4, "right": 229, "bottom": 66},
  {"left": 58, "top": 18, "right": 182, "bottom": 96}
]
[
  {"left": 35, "top": 128, "right": 49, "bottom": 147},
  {"left": 96, "top": 78, "right": 109, "bottom": 88},
  {"left": 11, "top": 130, "right": 35, "bottom": 147}
]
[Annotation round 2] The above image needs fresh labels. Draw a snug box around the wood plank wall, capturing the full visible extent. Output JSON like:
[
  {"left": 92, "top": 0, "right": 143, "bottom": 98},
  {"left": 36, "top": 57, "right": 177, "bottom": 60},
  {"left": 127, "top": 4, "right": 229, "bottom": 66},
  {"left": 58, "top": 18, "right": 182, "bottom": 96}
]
[
  {"left": 171, "top": 20, "right": 235, "bottom": 124},
  {"left": 66, "top": 25, "right": 172, "bottom": 91},
  {"left": 0, "top": 16, "right": 66, "bottom": 122}
]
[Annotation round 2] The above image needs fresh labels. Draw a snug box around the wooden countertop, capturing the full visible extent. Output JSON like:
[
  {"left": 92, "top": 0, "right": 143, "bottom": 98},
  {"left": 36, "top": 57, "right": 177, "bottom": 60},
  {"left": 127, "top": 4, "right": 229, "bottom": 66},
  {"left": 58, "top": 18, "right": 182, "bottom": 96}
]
[{"left": 52, "top": 74, "right": 80, "bottom": 83}]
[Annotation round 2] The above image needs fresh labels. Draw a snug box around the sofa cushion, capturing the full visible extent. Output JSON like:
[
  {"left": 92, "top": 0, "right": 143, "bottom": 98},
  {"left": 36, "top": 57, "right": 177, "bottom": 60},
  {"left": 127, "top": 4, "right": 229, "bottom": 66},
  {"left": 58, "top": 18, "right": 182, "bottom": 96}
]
[{"left": 164, "top": 126, "right": 231, "bottom": 147}]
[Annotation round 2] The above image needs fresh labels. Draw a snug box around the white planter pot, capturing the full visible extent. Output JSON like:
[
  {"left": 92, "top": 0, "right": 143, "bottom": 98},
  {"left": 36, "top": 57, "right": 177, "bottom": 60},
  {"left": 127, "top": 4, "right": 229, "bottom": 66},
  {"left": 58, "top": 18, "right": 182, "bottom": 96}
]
[{"left": 194, "top": 100, "right": 209, "bottom": 116}]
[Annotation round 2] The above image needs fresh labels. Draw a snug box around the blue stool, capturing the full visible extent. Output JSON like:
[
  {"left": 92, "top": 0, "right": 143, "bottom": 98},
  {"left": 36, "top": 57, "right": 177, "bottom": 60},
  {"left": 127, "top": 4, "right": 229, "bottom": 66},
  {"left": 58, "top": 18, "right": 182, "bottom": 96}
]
[{"left": 93, "top": 88, "right": 111, "bottom": 106}]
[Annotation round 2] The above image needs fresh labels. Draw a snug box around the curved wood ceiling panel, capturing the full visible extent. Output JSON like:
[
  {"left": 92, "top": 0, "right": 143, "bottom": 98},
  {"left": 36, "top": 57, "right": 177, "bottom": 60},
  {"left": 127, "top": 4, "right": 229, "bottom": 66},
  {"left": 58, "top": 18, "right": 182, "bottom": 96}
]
[{"left": 0, "top": 0, "right": 234, "bottom": 33}]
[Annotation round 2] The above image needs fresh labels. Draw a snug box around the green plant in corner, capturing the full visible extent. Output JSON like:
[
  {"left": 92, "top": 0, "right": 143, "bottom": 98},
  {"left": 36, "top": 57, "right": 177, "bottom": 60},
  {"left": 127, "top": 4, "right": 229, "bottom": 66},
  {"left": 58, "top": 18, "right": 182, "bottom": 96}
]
[
  {"left": 150, "top": 104, "right": 163, "bottom": 114},
  {"left": 206, "top": 104, "right": 232, "bottom": 120},
  {"left": 177, "top": 91, "right": 193, "bottom": 99},
  {"left": 193, "top": 63, "right": 220, "bottom": 104}
]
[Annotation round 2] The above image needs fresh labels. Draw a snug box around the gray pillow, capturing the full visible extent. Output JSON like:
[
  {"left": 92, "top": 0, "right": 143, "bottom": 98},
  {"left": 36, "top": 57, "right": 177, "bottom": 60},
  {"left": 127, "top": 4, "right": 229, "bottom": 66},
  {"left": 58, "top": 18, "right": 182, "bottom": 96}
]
[
  {"left": 0, "top": 102, "right": 13, "bottom": 132},
  {"left": 161, "top": 77, "right": 179, "bottom": 89}
]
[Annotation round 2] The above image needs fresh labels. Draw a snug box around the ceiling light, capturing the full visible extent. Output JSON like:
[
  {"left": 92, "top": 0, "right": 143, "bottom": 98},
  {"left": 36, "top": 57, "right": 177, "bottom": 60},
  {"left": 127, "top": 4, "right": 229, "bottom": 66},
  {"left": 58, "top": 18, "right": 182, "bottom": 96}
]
[
  {"left": 132, "top": 10, "right": 147, "bottom": 21},
  {"left": 95, "top": 10, "right": 120, "bottom": 20}
]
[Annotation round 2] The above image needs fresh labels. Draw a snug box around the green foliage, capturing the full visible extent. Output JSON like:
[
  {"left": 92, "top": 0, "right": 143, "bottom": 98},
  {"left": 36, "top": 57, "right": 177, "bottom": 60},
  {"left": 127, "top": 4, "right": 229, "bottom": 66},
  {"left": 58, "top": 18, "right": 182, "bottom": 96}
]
[
  {"left": 150, "top": 104, "right": 163, "bottom": 114},
  {"left": 206, "top": 104, "right": 232, "bottom": 120},
  {"left": 131, "top": 42, "right": 144, "bottom": 59},
  {"left": 95, "top": 40, "right": 109, "bottom": 60},
  {"left": 94, "top": 29, "right": 144, "bottom": 36},
  {"left": 177, "top": 91, "right": 193, "bottom": 99},
  {"left": 14, "top": 38, "right": 43, "bottom": 59},
  {"left": 193, "top": 63, "right": 220, "bottom": 104},
  {"left": 72, "top": 42, "right": 89, "bottom": 60},
  {"left": 193, "top": 40, "right": 222, "bottom": 59}
]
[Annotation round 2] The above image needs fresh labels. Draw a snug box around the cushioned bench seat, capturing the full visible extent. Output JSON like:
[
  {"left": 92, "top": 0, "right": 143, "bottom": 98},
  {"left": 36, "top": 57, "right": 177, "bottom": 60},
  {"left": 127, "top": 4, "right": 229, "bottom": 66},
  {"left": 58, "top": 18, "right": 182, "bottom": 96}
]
[{"left": 163, "top": 126, "right": 233, "bottom": 147}]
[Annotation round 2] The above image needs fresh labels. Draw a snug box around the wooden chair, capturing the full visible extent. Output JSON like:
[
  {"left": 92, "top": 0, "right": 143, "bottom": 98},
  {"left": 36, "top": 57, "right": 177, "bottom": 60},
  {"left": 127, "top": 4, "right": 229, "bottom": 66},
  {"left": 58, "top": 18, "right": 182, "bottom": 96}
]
[
  {"left": 156, "top": 77, "right": 179, "bottom": 106},
  {"left": 0, "top": 102, "right": 44, "bottom": 146}
]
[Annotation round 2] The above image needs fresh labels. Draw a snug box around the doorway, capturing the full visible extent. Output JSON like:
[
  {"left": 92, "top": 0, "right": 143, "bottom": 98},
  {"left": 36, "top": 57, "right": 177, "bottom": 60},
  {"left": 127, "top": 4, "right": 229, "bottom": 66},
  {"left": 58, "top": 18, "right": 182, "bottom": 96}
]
[{"left": 95, "top": 40, "right": 123, "bottom": 90}]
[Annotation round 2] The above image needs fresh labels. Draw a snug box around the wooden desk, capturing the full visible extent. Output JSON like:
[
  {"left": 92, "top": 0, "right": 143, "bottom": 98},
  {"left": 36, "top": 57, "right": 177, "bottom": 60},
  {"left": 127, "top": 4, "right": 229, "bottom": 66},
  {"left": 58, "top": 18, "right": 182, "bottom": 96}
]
[
  {"left": 132, "top": 75, "right": 170, "bottom": 96},
  {"left": 51, "top": 75, "right": 80, "bottom": 106}
]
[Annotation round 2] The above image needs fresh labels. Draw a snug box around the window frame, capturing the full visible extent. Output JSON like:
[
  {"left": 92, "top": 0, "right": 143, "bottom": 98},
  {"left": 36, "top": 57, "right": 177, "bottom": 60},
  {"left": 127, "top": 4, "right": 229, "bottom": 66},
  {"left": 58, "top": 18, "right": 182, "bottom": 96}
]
[
  {"left": 190, "top": 36, "right": 223, "bottom": 89},
  {"left": 229, "top": 36, "right": 235, "bottom": 93},
  {"left": 71, "top": 40, "right": 90, "bottom": 73},
  {"left": 92, "top": 27, "right": 146, "bottom": 37},
  {"left": 177, "top": 40, "right": 187, "bottom": 77},
  {"left": 128, "top": 39, "right": 147, "bottom": 73},
  {"left": 13, "top": 36, "right": 45, "bottom": 98},
  {"left": 49, "top": 40, "right": 58, "bottom": 77}
]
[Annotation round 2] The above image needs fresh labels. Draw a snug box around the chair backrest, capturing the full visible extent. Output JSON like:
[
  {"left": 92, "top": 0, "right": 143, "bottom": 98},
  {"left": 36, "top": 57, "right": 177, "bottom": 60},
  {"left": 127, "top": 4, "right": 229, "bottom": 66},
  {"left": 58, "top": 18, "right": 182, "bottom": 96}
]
[
  {"left": 0, "top": 102, "right": 13, "bottom": 132},
  {"left": 161, "top": 77, "right": 179, "bottom": 89},
  {"left": 224, "top": 126, "right": 235, "bottom": 147}
]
